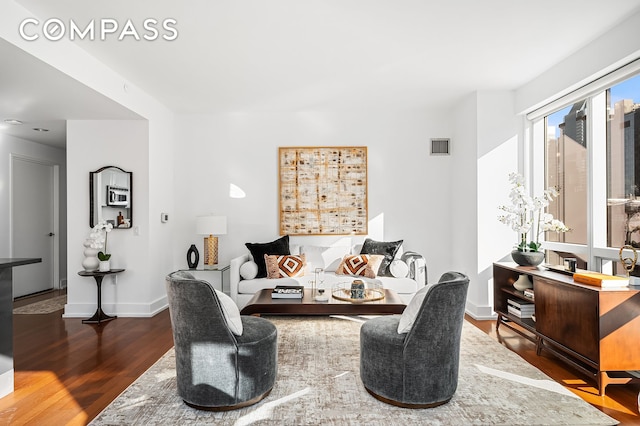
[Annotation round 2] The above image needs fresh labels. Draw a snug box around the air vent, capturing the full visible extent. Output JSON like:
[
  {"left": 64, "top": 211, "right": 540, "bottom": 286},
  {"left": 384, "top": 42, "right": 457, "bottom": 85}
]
[{"left": 430, "top": 138, "right": 450, "bottom": 155}]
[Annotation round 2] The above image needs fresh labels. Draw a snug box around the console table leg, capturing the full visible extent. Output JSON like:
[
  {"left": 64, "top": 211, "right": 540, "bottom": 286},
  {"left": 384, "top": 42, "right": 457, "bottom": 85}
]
[
  {"left": 82, "top": 275, "right": 117, "bottom": 324},
  {"left": 598, "top": 371, "right": 607, "bottom": 397},
  {"left": 535, "top": 336, "right": 543, "bottom": 356}
]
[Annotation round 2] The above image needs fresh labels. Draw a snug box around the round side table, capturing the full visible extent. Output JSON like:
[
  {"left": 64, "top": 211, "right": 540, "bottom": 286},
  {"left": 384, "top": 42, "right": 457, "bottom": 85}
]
[{"left": 78, "top": 269, "right": 125, "bottom": 324}]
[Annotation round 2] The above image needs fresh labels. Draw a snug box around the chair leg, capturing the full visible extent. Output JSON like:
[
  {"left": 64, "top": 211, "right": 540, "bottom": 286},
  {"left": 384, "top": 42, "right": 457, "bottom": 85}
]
[
  {"left": 183, "top": 388, "right": 273, "bottom": 411},
  {"left": 364, "top": 386, "right": 452, "bottom": 409}
]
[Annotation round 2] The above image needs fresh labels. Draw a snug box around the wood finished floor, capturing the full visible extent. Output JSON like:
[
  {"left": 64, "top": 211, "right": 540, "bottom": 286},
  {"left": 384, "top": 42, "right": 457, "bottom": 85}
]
[{"left": 1, "top": 291, "right": 639, "bottom": 425}]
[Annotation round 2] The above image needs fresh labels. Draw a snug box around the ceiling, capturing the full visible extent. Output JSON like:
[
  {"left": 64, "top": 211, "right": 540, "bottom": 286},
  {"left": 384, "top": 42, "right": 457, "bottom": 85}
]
[{"left": 3, "top": 0, "right": 640, "bottom": 148}]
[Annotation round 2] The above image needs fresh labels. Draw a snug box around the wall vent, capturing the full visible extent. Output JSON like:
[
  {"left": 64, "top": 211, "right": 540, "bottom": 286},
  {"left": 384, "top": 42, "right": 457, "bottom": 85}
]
[{"left": 430, "top": 138, "right": 450, "bottom": 155}]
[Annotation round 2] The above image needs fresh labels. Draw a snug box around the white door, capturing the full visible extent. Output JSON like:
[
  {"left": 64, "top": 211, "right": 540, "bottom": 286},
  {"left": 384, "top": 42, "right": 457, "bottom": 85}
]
[{"left": 11, "top": 157, "right": 56, "bottom": 298}]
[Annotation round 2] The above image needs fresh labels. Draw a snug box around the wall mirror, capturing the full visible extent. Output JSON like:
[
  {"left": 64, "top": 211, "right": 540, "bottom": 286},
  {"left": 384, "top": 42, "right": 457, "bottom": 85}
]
[{"left": 90, "top": 166, "right": 133, "bottom": 229}]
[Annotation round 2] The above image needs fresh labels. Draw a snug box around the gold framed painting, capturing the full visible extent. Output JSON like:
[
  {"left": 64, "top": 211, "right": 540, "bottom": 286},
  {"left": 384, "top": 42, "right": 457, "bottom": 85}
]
[{"left": 279, "top": 146, "right": 368, "bottom": 235}]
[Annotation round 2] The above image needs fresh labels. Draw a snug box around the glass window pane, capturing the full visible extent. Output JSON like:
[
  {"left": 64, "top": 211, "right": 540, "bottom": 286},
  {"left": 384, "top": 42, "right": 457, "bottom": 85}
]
[
  {"left": 545, "top": 101, "right": 588, "bottom": 246},
  {"left": 607, "top": 74, "right": 640, "bottom": 249}
]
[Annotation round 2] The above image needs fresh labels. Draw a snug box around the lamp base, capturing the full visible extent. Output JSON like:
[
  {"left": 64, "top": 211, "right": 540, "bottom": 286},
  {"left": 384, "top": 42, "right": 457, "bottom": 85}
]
[{"left": 203, "top": 236, "right": 219, "bottom": 266}]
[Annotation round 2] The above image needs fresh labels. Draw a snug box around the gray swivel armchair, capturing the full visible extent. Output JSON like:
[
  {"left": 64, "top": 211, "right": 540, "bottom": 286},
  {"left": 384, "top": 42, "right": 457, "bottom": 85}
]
[
  {"left": 165, "top": 271, "right": 277, "bottom": 410},
  {"left": 360, "top": 271, "right": 469, "bottom": 408}
]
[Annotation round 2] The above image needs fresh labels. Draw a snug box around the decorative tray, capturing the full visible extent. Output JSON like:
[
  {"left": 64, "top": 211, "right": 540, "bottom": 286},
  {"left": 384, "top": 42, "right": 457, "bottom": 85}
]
[{"left": 331, "top": 282, "right": 385, "bottom": 303}]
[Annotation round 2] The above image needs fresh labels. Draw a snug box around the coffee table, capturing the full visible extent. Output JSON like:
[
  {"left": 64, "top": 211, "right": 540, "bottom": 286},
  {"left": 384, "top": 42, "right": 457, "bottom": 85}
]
[{"left": 240, "top": 288, "right": 406, "bottom": 316}]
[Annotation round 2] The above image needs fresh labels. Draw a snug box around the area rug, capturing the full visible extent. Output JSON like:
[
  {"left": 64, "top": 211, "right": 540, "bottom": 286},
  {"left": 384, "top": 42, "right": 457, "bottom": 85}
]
[
  {"left": 13, "top": 295, "right": 66, "bottom": 314},
  {"left": 90, "top": 316, "right": 617, "bottom": 425}
]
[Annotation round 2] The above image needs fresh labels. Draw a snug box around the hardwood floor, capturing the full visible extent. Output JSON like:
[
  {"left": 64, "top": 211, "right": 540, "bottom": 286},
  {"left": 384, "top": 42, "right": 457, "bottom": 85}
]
[
  {"left": 1, "top": 292, "right": 639, "bottom": 425},
  {"left": 0, "top": 291, "right": 174, "bottom": 425}
]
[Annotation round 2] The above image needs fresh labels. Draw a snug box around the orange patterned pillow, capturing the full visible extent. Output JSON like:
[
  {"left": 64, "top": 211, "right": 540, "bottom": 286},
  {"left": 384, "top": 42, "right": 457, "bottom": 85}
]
[
  {"left": 264, "top": 254, "right": 306, "bottom": 278},
  {"left": 336, "top": 254, "right": 384, "bottom": 279}
]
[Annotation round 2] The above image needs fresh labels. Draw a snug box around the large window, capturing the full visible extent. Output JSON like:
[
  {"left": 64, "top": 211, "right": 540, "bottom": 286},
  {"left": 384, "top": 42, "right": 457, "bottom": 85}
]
[{"left": 534, "top": 65, "right": 640, "bottom": 274}]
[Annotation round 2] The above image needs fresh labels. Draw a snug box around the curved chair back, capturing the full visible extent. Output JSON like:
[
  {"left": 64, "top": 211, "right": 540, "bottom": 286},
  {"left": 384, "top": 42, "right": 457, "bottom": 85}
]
[
  {"left": 166, "top": 271, "right": 237, "bottom": 348},
  {"left": 402, "top": 272, "right": 469, "bottom": 401},
  {"left": 165, "top": 271, "right": 278, "bottom": 410}
]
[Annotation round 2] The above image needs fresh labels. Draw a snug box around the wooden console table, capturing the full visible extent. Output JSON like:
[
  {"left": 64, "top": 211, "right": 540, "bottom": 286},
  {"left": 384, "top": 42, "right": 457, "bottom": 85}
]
[
  {"left": 78, "top": 269, "right": 124, "bottom": 324},
  {"left": 493, "top": 262, "right": 640, "bottom": 395}
]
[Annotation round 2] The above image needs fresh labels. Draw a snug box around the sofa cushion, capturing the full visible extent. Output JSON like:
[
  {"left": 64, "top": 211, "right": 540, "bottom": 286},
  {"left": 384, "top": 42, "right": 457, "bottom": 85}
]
[
  {"left": 301, "top": 245, "right": 351, "bottom": 272},
  {"left": 240, "top": 261, "right": 259, "bottom": 280},
  {"left": 245, "top": 235, "right": 290, "bottom": 278},
  {"left": 360, "top": 238, "right": 403, "bottom": 277},
  {"left": 265, "top": 254, "right": 306, "bottom": 278},
  {"left": 336, "top": 254, "right": 384, "bottom": 279},
  {"left": 215, "top": 289, "right": 243, "bottom": 336}
]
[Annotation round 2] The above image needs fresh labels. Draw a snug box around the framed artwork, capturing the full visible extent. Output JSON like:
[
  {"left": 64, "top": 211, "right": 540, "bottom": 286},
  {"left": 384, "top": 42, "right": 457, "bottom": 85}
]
[{"left": 279, "top": 146, "right": 368, "bottom": 235}]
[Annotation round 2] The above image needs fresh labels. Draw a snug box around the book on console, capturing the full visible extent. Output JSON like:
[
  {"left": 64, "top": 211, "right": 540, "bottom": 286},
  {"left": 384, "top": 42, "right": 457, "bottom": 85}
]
[
  {"left": 572, "top": 271, "right": 629, "bottom": 288},
  {"left": 271, "top": 285, "right": 304, "bottom": 299}
]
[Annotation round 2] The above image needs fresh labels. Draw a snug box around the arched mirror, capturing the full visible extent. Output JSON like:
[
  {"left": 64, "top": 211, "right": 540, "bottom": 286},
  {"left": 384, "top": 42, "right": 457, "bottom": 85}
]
[{"left": 90, "top": 166, "right": 133, "bottom": 229}]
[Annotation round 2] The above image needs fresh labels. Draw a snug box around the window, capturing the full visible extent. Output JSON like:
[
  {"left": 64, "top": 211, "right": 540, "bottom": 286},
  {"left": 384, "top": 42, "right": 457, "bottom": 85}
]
[
  {"left": 606, "top": 74, "right": 640, "bottom": 249},
  {"left": 532, "top": 62, "right": 640, "bottom": 275},
  {"left": 545, "top": 102, "right": 588, "bottom": 246}
]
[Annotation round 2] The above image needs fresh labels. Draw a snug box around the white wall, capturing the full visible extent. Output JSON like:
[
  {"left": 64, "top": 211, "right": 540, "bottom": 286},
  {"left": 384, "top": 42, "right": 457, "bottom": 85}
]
[
  {"left": 172, "top": 110, "right": 456, "bottom": 283},
  {"left": 0, "top": 133, "right": 67, "bottom": 285},
  {"left": 450, "top": 90, "right": 521, "bottom": 319},
  {"left": 65, "top": 120, "right": 152, "bottom": 316}
]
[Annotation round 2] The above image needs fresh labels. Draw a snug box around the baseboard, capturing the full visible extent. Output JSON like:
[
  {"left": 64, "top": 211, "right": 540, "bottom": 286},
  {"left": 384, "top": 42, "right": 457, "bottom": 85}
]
[
  {"left": 0, "top": 369, "right": 14, "bottom": 399},
  {"left": 62, "top": 295, "right": 168, "bottom": 318},
  {"left": 464, "top": 300, "right": 496, "bottom": 320}
]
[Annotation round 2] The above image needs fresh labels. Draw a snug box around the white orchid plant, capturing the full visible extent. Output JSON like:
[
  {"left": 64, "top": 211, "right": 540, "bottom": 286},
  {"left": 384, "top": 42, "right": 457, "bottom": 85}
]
[
  {"left": 90, "top": 220, "right": 114, "bottom": 261},
  {"left": 498, "top": 172, "right": 569, "bottom": 252}
]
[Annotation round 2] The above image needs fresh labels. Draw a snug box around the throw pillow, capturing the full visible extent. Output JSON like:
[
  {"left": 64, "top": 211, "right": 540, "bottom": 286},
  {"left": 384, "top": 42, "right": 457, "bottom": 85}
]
[
  {"left": 360, "top": 238, "right": 403, "bottom": 277},
  {"left": 215, "top": 289, "right": 243, "bottom": 336},
  {"left": 389, "top": 259, "right": 409, "bottom": 278},
  {"left": 265, "top": 254, "right": 306, "bottom": 278},
  {"left": 239, "top": 261, "right": 258, "bottom": 280},
  {"left": 245, "top": 235, "right": 291, "bottom": 278},
  {"left": 336, "top": 254, "right": 384, "bottom": 279},
  {"left": 397, "top": 284, "right": 433, "bottom": 334}
]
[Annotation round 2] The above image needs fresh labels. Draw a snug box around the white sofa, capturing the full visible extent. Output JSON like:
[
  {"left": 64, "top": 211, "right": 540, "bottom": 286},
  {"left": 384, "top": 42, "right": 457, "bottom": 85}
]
[{"left": 230, "top": 244, "right": 427, "bottom": 309}]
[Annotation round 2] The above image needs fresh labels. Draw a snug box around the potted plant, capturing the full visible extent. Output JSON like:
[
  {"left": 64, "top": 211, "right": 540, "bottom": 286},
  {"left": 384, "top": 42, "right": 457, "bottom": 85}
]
[
  {"left": 498, "top": 173, "right": 569, "bottom": 266},
  {"left": 90, "top": 220, "right": 114, "bottom": 271}
]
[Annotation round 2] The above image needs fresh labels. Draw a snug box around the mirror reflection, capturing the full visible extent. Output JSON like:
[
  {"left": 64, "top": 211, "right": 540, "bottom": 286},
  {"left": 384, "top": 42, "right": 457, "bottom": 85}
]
[{"left": 90, "top": 166, "right": 132, "bottom": 229}]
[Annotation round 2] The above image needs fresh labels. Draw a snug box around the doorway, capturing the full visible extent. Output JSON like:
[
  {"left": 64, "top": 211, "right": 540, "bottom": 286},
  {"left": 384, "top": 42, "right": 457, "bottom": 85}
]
[{"left": 11, "top": 155, "right": 59, "bottom": 298}]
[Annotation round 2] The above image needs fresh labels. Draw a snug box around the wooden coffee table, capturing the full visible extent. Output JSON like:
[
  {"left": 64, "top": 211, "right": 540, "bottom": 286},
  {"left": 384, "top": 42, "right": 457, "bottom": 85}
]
[{"left": 240, "top": 288, "right": 406, "bottom": 316}]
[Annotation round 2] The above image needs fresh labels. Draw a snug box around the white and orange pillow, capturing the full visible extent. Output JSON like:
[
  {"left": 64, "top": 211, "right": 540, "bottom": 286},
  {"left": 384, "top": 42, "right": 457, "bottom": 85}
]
[
  {"left": 264, "top": 254, "right": 307, "bottom": 278},
  {"left": 335, "top": 254, "right": 384, "bottom": 279}
]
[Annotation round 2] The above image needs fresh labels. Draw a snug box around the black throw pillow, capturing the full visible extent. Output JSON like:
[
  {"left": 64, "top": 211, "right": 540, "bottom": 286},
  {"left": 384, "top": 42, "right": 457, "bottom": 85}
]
[
  {"left": 360, "top": 238, "right": 403, "bottom": 277},
  {"left": 245, "top": 235, "right": 291, "bottom": 278}
]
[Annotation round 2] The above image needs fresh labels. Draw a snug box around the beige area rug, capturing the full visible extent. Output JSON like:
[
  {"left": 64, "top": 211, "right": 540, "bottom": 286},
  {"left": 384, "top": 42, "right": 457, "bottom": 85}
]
[
  {"left": 90, "top": 316, "right": 617, "bottom": 426},
  {"left": 13, "top": 295, "right": 66, "bottom": 314}
]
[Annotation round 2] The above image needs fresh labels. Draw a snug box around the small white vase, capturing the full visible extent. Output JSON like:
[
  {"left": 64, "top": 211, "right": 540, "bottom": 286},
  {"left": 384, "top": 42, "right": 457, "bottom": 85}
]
[
  {"left": 82, "top": 241, "right": 100, "bottom": 271},
  {"left": 513, "top": 274, "right": 533, "bottom": 291},
  {"left": 99, "top": 260, "right": 111, "bottom": 272}
]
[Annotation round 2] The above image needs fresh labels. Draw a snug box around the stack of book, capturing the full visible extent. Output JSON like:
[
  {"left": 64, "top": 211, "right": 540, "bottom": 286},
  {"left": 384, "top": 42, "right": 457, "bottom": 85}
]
[
  {"left": 507, "top": 298, "right": 534, "bottom": 319},
  {"left": 271, "top": 285, "right": 304, "bottom": 299}
]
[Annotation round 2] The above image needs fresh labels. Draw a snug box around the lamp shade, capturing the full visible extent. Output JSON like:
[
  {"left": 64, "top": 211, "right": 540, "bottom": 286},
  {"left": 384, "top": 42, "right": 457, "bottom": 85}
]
[{"left": 196, "top": 215, "right": 227, "bottom": 235}]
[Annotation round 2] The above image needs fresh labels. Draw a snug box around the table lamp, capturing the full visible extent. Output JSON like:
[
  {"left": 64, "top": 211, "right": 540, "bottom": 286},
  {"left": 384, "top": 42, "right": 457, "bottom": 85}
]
[{"left": 196, "top": 215, "right": 227, "bottom": 268}]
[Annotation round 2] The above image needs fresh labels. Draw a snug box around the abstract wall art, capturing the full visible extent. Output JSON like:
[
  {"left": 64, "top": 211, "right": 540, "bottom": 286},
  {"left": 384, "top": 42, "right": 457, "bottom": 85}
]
[{"left": 279, "top": 146, "right": 368, "bottom": 235}]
